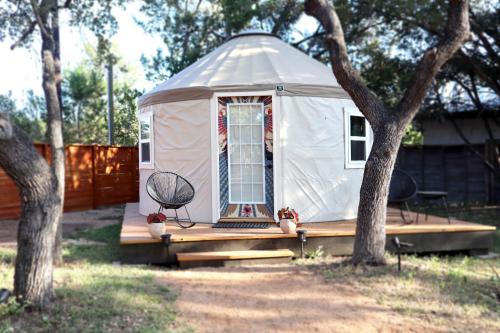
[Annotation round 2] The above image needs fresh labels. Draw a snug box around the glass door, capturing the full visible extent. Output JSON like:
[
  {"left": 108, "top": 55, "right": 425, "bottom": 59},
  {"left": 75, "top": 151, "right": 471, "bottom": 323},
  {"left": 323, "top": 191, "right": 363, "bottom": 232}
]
[{"left": 227, "top": 103, "right": 265, "bottom": 204}]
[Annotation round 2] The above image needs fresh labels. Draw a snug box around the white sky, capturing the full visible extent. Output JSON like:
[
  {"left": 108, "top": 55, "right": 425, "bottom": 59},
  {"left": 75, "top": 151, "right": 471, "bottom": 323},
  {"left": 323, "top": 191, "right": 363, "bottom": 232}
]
[{"left": 0, "top": 3, "right": 318, "bottom": 106}]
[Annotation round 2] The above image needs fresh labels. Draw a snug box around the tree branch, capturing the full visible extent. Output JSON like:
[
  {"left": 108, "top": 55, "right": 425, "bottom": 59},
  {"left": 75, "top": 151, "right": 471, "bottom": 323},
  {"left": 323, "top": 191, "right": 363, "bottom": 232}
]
[
  {"left": 292, "top": 26, "right": 322, "bottom": 47},
  {"left": 10, "top": 20, "right": 37, "bottom": 50},
  {"left": 305, "top": 0, "right": 386, "bottom": 125},
  {"left": 397, "top": 0, "right": 470, "bottom": 118},
  {"left": 271, "top": 0, "right": 296, "bottom": 35},
  {"left": 29, "top": 0, "right": 53, "bottom": 40},
  {"left": 458, "top": 49, "right": 500, "bottom": 97}
]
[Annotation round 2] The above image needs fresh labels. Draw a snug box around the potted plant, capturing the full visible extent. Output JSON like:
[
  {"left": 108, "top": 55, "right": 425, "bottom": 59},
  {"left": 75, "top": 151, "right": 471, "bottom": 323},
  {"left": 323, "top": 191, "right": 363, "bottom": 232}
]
[
  {"left": 147, "top": 212, "right": 167, "bottom": 239},
  {"left": 277, "top": 207, "right": 299, "bottom": 234}
]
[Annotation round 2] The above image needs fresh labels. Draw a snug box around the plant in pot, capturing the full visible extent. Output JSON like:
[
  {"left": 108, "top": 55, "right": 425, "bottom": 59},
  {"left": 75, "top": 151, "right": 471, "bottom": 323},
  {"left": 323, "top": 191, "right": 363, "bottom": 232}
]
[
  {"left": 147, "top": 212, "right": 167, "bottom": 239},
  {"left": 277, "top": 207, "right": 299, "bottom": 234}
]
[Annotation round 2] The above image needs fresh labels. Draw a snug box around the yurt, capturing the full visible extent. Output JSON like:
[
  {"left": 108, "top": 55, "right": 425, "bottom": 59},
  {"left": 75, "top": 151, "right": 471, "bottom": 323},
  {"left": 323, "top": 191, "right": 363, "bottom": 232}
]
[{"left": 137, "top": 31, "right": 372, "bottom": 223}]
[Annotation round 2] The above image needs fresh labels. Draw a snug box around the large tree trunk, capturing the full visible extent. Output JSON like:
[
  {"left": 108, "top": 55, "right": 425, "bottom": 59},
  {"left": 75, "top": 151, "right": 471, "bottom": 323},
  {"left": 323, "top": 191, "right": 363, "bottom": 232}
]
[
  {"left": 0, "top": 113, "right": 58, "bottom": 309},
  {"left": 352, "top": 122, "right": 406, "bottom": 265},
  {"left": 41, "top": 21, "right": 65, "bottom": 266},
  {"left": 305, "top": 0, "right": 469, "bottom": 265}
]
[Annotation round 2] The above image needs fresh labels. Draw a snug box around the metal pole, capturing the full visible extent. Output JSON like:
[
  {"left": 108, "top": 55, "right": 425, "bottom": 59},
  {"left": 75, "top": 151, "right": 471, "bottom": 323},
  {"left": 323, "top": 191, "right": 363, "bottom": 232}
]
[{"left": 106, "top": 61, "right": 114, "bottom": 145}]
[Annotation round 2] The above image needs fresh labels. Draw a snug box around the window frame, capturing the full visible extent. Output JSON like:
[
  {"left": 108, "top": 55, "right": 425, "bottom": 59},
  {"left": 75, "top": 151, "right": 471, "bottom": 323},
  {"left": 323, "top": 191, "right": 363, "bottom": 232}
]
[
  {"left": 226, "top": 102, "right": 266, "bottom": 204},
  {"left": 344, "top": 107, "right": 371, "bottom": 169},
  {"left": 138, "top": 111, "right": 154, "bottom": 169}
]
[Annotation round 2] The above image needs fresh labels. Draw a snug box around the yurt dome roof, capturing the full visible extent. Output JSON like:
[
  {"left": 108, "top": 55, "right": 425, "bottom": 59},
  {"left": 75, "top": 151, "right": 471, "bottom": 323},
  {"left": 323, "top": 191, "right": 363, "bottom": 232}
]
[{"left": 139, "top": 32, "right": 349, "bottom": 108}]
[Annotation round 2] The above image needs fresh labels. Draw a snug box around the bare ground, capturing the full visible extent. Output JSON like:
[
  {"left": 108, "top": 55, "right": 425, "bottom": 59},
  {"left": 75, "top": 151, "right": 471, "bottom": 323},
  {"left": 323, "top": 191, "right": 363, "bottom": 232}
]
[
  {"left": 159, "top": 264, "right": 445, "bottom": 333},
  {"left": 0, "top": 205, "right": 124, "bottom": 248}
]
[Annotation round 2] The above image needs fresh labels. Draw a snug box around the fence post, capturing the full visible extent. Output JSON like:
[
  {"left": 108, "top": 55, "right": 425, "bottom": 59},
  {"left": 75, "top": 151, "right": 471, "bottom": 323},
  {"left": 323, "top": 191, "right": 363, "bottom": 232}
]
[{"left": 91, "top": 145, "right": 98, "bottom": 209}]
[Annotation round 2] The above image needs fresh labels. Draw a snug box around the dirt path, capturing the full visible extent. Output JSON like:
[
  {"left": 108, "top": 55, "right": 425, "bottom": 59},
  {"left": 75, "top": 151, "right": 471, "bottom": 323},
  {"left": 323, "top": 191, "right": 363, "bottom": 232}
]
[{"left": 159, "top": 264, "right": 443, "bottom": 333}]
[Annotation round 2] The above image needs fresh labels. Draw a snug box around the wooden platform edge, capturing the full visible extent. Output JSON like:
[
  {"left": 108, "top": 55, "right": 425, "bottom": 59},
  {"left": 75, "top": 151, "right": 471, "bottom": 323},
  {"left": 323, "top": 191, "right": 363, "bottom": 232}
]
[{"left": 120, "top": 225, "right": 497, "bottom": 245}]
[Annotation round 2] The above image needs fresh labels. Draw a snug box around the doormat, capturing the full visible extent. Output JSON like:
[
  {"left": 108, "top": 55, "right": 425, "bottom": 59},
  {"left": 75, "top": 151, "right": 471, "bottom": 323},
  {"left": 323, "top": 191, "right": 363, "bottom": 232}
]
[{"left": 212, "top": 222, "right": 272, "bottom": 229}]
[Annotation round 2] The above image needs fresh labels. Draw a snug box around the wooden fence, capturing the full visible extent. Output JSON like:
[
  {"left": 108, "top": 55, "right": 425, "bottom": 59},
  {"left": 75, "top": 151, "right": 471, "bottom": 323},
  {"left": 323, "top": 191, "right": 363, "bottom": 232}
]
[
  {"left": 396, "top": 144, "right": 498, "bottom": 204},
  {"left": 0, "top": 143, "right": 139, "bottom": 219}
]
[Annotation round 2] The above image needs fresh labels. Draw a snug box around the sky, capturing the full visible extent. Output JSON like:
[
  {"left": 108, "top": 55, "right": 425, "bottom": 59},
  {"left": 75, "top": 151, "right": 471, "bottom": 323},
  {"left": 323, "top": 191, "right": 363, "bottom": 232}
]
[{"left": 0, "top": 2, "right": 318, "bottom": 107}]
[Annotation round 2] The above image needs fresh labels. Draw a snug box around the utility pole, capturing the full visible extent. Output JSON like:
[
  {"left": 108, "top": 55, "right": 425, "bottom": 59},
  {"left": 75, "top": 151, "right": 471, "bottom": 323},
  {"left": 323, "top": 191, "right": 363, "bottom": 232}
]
[{"left": 106, "top": 60, "right": 114, "bottom": 145}]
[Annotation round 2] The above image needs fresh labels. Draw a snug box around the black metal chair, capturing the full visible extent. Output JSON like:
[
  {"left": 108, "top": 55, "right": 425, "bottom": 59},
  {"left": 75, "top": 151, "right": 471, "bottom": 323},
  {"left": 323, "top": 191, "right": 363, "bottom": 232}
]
[
  {"left": 146, "top": 171, "right": 196, "bottom": 228},
  {"left": 388, "top": 168, "right": 418, "bottom": 224}
]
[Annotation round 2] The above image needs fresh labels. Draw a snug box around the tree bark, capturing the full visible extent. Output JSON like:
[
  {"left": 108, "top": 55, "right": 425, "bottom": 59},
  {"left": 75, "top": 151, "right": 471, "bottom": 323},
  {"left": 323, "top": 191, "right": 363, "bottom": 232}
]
[
  {"left": 0, "top": 113, "right": 58, "bottom": 309},
  {"left": 352, "top": 121, "right": 406, "bottom": 264},
  {"left": 37, "top": 0, "right": 65, "bottom": 265},
  {"left": 305, "top": 0, "right": 470, "bottom": 265}
]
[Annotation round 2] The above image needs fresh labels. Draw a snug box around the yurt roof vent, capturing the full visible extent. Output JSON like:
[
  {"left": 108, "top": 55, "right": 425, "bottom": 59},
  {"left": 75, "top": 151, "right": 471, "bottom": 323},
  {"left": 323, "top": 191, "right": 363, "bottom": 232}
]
[{"left": 227, "top": 30, "right": 280, "bottom": 42}]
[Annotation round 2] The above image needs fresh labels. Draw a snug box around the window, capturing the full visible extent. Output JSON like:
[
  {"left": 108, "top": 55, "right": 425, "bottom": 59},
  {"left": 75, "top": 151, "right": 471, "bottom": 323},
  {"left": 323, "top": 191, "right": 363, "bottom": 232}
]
[
  {"left": 139, "top": 112, "right": 153, "bottom": 168},
  {"left": 344, "top": 108, "right": 370, "bottom": 168},
  {"left": 227, "top": 103, "right": 265, "bottom": 203}
]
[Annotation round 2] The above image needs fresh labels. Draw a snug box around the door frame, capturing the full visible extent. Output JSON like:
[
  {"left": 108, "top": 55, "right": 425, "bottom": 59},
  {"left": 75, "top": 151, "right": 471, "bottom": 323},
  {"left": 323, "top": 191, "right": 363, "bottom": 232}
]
[{"left": 210, "top": 90, "right": 282, "bottom": 222}]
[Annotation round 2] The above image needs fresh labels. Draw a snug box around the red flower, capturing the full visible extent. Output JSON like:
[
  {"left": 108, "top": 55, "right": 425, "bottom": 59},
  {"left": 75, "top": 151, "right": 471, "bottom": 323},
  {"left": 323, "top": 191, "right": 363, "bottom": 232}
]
[
  {"left": 147, "top": 212, "right": 167, "bottom": 224},
  {"left": 277, "top": 207, "right": 299, "bottom": 223}
]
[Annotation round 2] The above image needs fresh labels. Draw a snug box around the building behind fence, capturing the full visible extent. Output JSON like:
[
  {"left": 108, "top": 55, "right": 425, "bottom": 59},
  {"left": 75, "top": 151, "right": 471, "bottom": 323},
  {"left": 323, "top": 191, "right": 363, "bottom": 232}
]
[{"left": 0, "top": 143, "right": 139, "bottom": 219}]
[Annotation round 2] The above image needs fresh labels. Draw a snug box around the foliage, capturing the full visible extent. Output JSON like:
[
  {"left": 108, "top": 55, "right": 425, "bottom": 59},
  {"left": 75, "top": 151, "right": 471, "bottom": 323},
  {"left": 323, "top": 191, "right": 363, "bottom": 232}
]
[
  {"left": 304, "top": 245, "right": 324, "bottom": 259},
  {"left": 0, "top": 222, "right": 184, "bottom": 332},
  {"left": 61, "top": 48, "right": 140, "bottom": 146},
  {"left": 402, "top": 124, "right": 423, "bottom": 146},
  {"left": 139, "top": 0, "right": 303, "bottom": 81},
  {"left": 0, "top": 92, "right": 47, "bottom": 142},
  {"left": 329, "top": 0, "right": 500, "bottom": 113}
]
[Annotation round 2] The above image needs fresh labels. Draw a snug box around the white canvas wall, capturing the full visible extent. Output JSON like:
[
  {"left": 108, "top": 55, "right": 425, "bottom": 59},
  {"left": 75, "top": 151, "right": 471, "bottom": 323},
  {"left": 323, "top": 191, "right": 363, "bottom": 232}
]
[
  {"left": 279, "top": 96, "right": 364, "bottom": 222},
  {"left": 138, "top": 99, "right": 213, "bottom": 222}
]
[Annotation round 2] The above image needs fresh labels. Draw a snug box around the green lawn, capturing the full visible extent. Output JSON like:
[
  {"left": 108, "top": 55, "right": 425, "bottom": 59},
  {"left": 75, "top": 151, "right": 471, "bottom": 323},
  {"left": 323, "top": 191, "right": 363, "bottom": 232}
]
[{"left": 0, "top": 223, "right": 189, "bottom": 333}]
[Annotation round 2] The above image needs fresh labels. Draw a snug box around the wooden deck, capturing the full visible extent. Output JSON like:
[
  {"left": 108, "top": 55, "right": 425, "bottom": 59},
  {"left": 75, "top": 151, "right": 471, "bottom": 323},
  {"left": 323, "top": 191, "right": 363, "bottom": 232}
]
[{"left": 120, "top": 203, "right": 496, "bottom": 265}]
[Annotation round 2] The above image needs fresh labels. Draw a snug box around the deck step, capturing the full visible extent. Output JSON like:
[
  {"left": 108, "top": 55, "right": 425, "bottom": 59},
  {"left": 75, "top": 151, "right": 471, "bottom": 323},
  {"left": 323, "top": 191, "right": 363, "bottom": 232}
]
[{"left": 176, "top": 249, "right": 294, "bottom": 268}]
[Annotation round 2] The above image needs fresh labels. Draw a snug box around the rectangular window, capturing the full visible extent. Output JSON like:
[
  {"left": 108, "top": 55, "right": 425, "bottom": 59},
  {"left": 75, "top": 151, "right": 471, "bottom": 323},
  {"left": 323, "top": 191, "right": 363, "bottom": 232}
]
[
  {"left": 139, "top": 112, "right": 153, "bottom": 167},
  {"left": 344, "top": 108, "right": 370, "bottom": 168},
  {"left": 227, "top": 103, "right": 265, "bottom": 203}
]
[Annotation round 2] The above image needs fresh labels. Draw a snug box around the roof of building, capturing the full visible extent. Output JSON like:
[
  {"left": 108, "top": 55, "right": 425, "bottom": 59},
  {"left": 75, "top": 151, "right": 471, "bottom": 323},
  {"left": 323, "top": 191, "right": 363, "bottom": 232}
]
[{"left": 139, "top": 32, "right": 349, "bottom": 108}]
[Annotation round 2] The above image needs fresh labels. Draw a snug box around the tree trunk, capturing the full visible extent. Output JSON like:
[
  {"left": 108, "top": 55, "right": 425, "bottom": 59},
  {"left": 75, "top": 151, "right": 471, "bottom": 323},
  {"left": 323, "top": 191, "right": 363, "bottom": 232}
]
[
  {"left": 352, "top": 121, "right": 406, "bottom": 265},
  {"left": 305, "top": 0, "right": 470, "bottom": 265},
  {"left": 0, "top": 113, "right": 58, "bottom": 309},
  {"left": 41, "top": 29, "right": 65, "bottom": 266}
]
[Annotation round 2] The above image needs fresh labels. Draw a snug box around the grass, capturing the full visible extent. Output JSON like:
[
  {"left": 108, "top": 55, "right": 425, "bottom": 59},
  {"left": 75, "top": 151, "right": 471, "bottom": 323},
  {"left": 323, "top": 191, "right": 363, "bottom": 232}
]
[
  {"left": 0, "top": 222, "right": 187, "bottom": 333},
  {"left": 412, "top": 204, "right": 500, "bottom": 252},
  {"left": 307, "top": 254, "right": 500, "bottom": 332}
]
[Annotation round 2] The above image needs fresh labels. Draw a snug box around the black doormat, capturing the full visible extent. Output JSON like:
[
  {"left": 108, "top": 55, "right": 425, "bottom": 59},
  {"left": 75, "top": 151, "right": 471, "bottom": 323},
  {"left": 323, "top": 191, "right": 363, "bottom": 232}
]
[{"left": 212, "top": 222, "right": 272, "bottom": 229}]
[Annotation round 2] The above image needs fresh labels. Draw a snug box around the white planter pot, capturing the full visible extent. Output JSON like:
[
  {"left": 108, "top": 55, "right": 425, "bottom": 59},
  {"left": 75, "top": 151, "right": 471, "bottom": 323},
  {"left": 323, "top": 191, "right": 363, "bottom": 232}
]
[
  {"left": 148, "top": 222, "right": 165, "bottom": 239},
  {"left": 279, "top": 219, "right": 297, "bottom": 234}
]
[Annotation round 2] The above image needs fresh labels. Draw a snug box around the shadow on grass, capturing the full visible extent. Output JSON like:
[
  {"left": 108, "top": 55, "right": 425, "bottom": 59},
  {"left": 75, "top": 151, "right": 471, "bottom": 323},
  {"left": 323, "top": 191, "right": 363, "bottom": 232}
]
[
  {"left": 309, "top": 254, "right": 499, "bottom": 317},
  {"left": 2, "top": 267, "right": 184, "bottom": 333},
  {"left": 64, "top": 224, "right": 122, "bottom": 264},
  {"left": 1, "top": 222, "right": 192, "bottom": 333}
]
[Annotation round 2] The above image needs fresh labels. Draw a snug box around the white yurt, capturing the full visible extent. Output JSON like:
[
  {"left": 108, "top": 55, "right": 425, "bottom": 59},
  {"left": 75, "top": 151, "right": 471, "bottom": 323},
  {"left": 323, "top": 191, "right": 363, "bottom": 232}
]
[{"left": 137, "top": 31, "right": 372, "bottom": 223}]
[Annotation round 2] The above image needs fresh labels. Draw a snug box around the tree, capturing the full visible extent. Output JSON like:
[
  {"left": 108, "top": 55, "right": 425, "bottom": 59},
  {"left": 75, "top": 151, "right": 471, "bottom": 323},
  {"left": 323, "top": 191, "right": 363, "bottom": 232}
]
[
  {"left": 0, "top": 113, "right": 58, "bottom": 309},
  {"left": 305, "top": 0, "right": 470, "bottom": 264},
  {"left": 0, "top": 0, "right": 123, "bottom": 308}
]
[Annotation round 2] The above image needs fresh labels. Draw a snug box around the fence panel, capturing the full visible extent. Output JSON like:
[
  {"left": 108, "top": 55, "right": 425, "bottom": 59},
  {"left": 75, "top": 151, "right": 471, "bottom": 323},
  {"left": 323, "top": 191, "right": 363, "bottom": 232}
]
[
  {"left": 0, "top": 143, "right": 139, "bottom": 219},
  {"left": 397, "top": 144, "right": 493, "bottom": 204}
]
